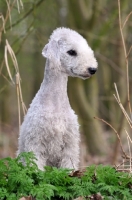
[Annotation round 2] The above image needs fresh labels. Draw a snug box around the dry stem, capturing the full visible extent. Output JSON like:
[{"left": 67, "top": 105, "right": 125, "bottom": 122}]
[
  {"left": 113, "top": 83, "right": 132, "bottom": 127},
  {"left": 122, "top": 11, "right": 132, "bottom": 29},
  {"left": 16, "top": 74, "right": 21, "bottom": 131},
  {"left": 94, "top": 116, "right": 129, "bottom": 159},
  {"left": 118, "top": 0, "right": 132, "bottom": 116},
  {"left": 0, "top": 0, "right": 28, "bottom": 133},
  {"left": 125, "top": 129, "right": 132, "bottom": 172},
  {"left": 4, "top": 39, "right": 27, "bottom": 131}
]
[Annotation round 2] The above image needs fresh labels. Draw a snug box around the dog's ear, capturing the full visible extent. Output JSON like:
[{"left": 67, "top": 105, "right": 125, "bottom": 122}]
[{"left": 42, "top": 40, "right": 61, "bottom": 68}]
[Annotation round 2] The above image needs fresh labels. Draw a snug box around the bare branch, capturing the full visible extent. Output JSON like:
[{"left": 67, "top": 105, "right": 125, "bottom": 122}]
[
  {"left": 94, "top": 116, "right": 129, "bottom": 159},
  {"left": 126, "top": 45, "right": 132, "bottom": 59},
  {"left": 122, "top": 11, "right": 132, "bottom": 29}
]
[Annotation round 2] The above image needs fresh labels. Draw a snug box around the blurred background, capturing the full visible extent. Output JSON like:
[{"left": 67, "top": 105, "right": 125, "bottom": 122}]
[{"left": 0, "top": 0, "right": 132, "bottom": 167}]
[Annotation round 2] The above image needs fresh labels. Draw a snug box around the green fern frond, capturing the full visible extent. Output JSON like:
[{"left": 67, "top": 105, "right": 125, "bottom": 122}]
[{"left": 0, "top": 152, "right": 132, "bottom": 200}]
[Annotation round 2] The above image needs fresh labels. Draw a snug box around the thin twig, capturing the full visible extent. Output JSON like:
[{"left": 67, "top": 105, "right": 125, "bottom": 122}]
[
  {"left": 112, "top": 97, "right": 128, "bottom": 164},
  {"left": 114, "top": 83, "right": 132, "bottom": 125},
  {"left": 19, "top": 0, "right": 24, "bottom": 8},
  {"left": 16, "top": 0, "right": 24, "bottom": 13},
  {"left": 125, "top": 129, "right": 132, "bottom": 172},
  {"left": 5, "top": 39, "right": 19, "bottom": 73},
  {"left": 0, "top": 13, "right": 6, "bottom": 33},
  {"left": 118, "top": 0, "right": 132, "bottom": 116},
  {"left": 113, "top": 94, "right": 132, "bottom": 127},
  {"left": 114, "top": 83, "right": 120, "bottom": 102},
  {"left": 1, "top": 0, "right": 16, "bottom": 33},
  {"left": 118, "top": 0, "right": 127, "bottom": 56},
  {"left": 122, "top": 11, "right": 132, "bottom": 29},
  {"left": 126, "top": 45, "right": 132, "bottom": 59},
  {"left": 6, "top": 0, "right": 12, "bottom": 30},
  {"left": 16, "top": 72, "right": 27, "bottom": 132},
  {"left": 0, "top": 59, "right": 5, "bottom": 74},
  {"left": 17, "top": 72, "right": 27, "bottom": 115},
  {"left": 115, "top": 158, "right": 131, "bottom": 169},
  {"left": 94, "top": 116, "right": 129, "bottom": 159},
  {"left": 4, "top": 45, "right": 15, "bottom": 84},
  {"left": 125, "top": 130, "right": 132, "bottom": 144},
  {"left": 0, "top": 72, "right": 12, "bottom": 85},
  {"left": 4, "top": 39, "right": 27, "bottom": 129},
  {"left": 16, "top": 73, "right": 21, "bottom": 131}
]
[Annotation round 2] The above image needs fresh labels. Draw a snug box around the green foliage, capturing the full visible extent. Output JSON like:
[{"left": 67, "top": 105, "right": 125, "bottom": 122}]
[{"left": 0, "top": 152, "right": 132, "bottom": 200}]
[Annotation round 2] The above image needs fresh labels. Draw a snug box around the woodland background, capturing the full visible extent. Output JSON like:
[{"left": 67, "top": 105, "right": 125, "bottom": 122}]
[{"left": 0, "top": 0, "right": 132, "bottom": 167}]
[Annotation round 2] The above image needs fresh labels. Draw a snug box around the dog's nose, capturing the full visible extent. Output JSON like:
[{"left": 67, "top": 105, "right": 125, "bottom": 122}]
[{"left": 88, "top": 67, "right": 97, "bottom": 75}]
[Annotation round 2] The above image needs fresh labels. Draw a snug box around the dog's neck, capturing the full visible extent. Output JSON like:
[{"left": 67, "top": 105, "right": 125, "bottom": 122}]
[{"left": 39, "top": 60, "right": 71, "bottom": 113}]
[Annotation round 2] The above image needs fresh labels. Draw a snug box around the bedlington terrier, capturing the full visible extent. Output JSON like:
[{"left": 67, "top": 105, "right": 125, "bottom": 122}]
[{"left": 17, "top": 27, "right": 98, "bottom": 170}]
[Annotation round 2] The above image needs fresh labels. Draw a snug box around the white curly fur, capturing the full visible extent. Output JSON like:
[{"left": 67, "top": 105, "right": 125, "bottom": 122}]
[{"left": 17, "top": 27, "right": 98, "bottom": 170}]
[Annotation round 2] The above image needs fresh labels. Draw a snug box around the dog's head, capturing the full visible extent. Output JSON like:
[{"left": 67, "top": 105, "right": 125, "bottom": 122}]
[{"left": 42, "top": 27, "right": 98, "bottom": 79}]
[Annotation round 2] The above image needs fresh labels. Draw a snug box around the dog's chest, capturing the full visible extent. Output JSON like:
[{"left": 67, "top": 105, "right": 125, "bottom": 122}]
[{"left": 40, "top": 110, "right": 79, "bottom": 147}]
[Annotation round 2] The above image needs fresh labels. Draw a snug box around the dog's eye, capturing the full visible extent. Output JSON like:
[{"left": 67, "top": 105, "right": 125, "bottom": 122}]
[{"left": 67, "top": 50, "right": 77, "bottom": 56}]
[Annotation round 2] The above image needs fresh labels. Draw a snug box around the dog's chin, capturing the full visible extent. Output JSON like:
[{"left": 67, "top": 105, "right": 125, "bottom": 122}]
[
  {"left": 70, "top": 69, "right": 91, "bottom": 79},
  {"left": 79, "top": 75, "right": 91, "bottom": 80},
  {"left": 73, "top": 74, "right": 90, "bottom": 80}
]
